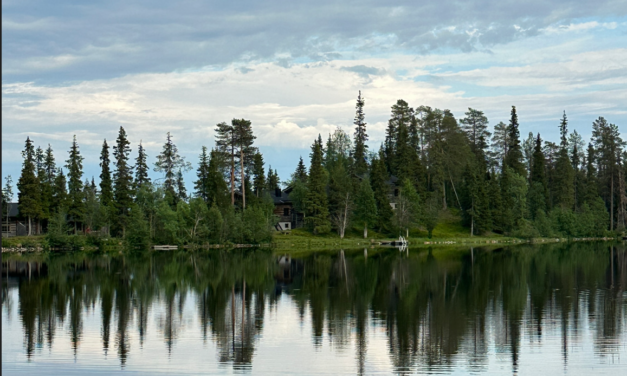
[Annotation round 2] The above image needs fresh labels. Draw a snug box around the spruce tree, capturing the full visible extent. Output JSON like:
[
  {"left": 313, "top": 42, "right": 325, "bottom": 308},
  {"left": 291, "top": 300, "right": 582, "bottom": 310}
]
[
  {"left": 487, "top": 171, "right": 503, "bottom": 233},
  {"left": 32, "top": 146, "right": 51, "bottom": 226},
  {"left": 206, "top": 149, "right": 230, "bottom": 209},
  {"left": 305, "top": 138, "right": 331, "bottom": 234},
  {"left": 252, "top": 152, "right": 266, "bottom": 197},
  {"left": 504, "top": 106, "right": 526, "bottom": 177},
  {"left": 529, "top": 134, "right": 548, "bottom": 218},
  {"left": 552, "top": 112, "right": 575, "bottom": 209},
  {"left": 154, "top": 132, "right": 191, "bottom": 205},
  {"left": 41, "top": 145, "right": 56, "bottom": 221},
  {"left": 3, "top": 176, "right": 14, "bottom": 232},
  {"left": 113, "top": 126, "right": 134, "bottom": 236},
  {"left": 99, "top": 140, "right": 113, "bottom": 207},
  {"left": 293, "top": 156, "right": 308, "bottom": 183},
  {"left": 354, "top": 177, "right": 377, "bottom": 238},
  {"left": 353, "top": 91, "right": 369, "bottom": 176},
  {"left": 266, "top": 166, "right": 279, "bottom": 191},
  {"left": 194, "top": 146, "right": 211, "bottom": 202},
  {"left": 176, "top": 169, "right": 187, "bottom": 202},
  {"left": 65, "top": 135, "right": 84, "bottom": 233},
  {"left": 134, "top": 140, "right": 150, "bottom": 191},
  {"left": 370, "top": 148, "right": 393, "bottom": 232},
  {"left": 51, "top": 169, "right": 69, "bottom": 215},
  {"left": 17, "top": 137, "right": 41, "bottom": 235}
]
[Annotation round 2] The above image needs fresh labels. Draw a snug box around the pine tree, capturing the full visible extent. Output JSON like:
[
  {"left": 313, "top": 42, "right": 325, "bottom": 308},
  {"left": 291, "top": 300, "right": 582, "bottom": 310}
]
[
  {"left": 18, "top": 138, "right": 42, "bottom": 235},
  {"left": 134, "top": 140, "right": 150, "bottom": 191},
  {"left": 252, "top": 152, "right": 266, "bottom": 197},
  {"left": 354, "top": 178, "right": 377, "bottom": 238},
  {"left": 215, "top": 121, "right": 238, "bottom": 206},
  {"left": 460, "top": 108, "right": 491, "bottom": 168},
  {"left": 591, "top": 117, "right": 624, "bottom": 231},
  {"left": 384, "top": 99, "right": 413, "bottom": 174},
  {"left": 353, "top": 91, "right": 369, "bottom": 176},
  {"left": 65, "top": 135, "right": 84, "bottom": 233},
  {"left": 553, "top": 113, "right": 575, "bottom": 209},
  {"left": 504, "top": 106, "right": 526, "bottom": 177},
  {"left": 232, "top": 118, "right": 256, "bottom": 209},
  {"left": 490, "top": 121, "right": 509, "bottom": 170},
  {"left": 113, "top": 126, "right": 134, "bottom": 236},
  {"left": 305, "top": 138, "right": 331, "bottom": 234}
]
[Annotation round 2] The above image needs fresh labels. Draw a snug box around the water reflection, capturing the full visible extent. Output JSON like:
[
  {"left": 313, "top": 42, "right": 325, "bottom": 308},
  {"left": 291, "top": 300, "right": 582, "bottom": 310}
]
[{"left": 2, "top": 242, "right": 627, "bottom": 374}]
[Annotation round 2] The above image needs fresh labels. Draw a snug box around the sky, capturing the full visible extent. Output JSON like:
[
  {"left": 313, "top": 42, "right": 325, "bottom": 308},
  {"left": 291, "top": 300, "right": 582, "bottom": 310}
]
[{"left": 2, "top": 0, "right": 627, "bottom": 194}]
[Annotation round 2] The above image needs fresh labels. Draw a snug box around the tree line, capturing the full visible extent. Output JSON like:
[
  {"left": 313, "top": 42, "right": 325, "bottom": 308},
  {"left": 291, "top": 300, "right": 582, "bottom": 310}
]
[
  {"left": 5, "top": 120, "right": 281, "bottom": 246},
  {"left": 289, "top": 92, "right": 616, "bottom": 239},
  {"left": 3, "top": 91, "right": 622, "bottom": 243}
]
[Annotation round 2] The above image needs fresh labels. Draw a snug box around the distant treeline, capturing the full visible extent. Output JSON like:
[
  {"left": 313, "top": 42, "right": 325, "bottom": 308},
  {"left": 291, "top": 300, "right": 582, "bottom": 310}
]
[{"left": 3, "top": 91, "right": 623, "bottom": 245}]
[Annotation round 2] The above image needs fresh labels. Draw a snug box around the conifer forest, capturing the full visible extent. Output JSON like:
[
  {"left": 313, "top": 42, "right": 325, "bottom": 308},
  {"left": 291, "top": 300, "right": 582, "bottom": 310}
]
[{"left": 3, "top": 92, "right": 622, "bottom": 247}]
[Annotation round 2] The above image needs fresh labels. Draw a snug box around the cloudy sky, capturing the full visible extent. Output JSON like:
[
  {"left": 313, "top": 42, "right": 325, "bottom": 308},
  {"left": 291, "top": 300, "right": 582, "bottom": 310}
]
[{"left": 2, "top": 0, "right": 627, "bottom": 189}]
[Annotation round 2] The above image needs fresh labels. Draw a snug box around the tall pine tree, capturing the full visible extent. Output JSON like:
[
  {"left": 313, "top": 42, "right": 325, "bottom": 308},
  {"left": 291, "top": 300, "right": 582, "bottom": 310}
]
[
  {"left": 17, "top": 137, "right": 41, "bottom": 235},
  {"left": 113, "top": 126, "right": 133, "bottom": 236},
  {"left": 134, "top": 140, "right": 150, "bottom": 191},
  {"left": 305, "top": 137, "right": 331, "bottom": 234},
  {"left": 504, "top": 106, "right": 526, "bottom": 177},
  {"left": 353, "top": 91, "right": 369, "bottom": 176},
  {"left": 65, "top": 135, "right": 84, "bottom": 233}
]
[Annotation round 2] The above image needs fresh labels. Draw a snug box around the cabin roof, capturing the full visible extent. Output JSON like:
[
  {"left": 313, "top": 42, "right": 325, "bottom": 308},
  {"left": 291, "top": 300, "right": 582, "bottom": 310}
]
[{"left": 269, "top": 188, "right": 292, "bottom": 205}]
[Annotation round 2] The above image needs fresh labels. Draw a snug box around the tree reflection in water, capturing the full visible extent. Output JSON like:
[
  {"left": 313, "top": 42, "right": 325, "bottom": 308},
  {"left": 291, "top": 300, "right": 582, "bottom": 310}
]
[{"left": 2, "top": 242, "right": 627, "bottom": 374}]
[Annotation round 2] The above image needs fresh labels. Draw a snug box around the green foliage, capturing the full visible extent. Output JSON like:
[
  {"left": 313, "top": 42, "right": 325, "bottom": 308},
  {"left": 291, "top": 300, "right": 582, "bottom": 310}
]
[
  {"left": 65, "top": 135, "right": 85, "bottom": 226},
  {"left": 305, "top": 138, "right": 331, "bottom": 234},
  {"left": 354, "top": 178, "right": 377, "bottom": 238},
  {"left": 134, "top": 141, "right": 151, "bottom": 190},
  {"left": 504, "top": 106, "right": 526, "bottom": 177},
  {"left": 125, "top": 204, "right": 150, "bottom": 249},
  {"left": 423, "top": 194, "right": 440, "bottom": 239},
  {"left": 353, "top": 91, "right": 369, "bottom": 176},
  {"left": 393, "top": 178, "right": 421, "bottom": 236},
  {"left": 370, "top": 150, "right": 393, "bottom": 232},
  {"left": 18, "top": 137, "right": 42, "bottom": 233}
]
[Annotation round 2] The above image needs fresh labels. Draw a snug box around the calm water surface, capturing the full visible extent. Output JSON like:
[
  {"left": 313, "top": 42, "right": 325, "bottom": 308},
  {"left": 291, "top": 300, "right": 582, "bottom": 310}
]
[{"left": 2, "top": 242, "right": 627, "bottom": 375}]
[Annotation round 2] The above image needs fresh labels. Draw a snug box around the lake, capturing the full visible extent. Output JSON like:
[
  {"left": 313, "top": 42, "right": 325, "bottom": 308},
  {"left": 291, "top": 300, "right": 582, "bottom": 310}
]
[{"left": 2, "top": 242, "right": 627, "bottom": 375}]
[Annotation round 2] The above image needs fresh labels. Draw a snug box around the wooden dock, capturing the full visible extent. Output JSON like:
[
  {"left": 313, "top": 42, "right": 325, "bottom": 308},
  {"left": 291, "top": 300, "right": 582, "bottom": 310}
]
[{"left": 152, "top": 245, "right": 178, "bottom": 251}]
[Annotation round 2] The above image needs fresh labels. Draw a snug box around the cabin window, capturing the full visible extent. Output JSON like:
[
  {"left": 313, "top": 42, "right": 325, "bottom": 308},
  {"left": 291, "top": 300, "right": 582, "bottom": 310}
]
[
  {"left": 285, "top": 223, "right": 290, "bottom": 229},
  {"left": 275, "top": 188, "right": 282, "bottom": 197},
  {"left": 394, "top": 189, "right": 399, "bottom": 197},
  {"left": 1, "top": 224, "right": 9, "bottom": 233},
  {"left": 284, "top": 208, "right": 290, "bottom": 216}
]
